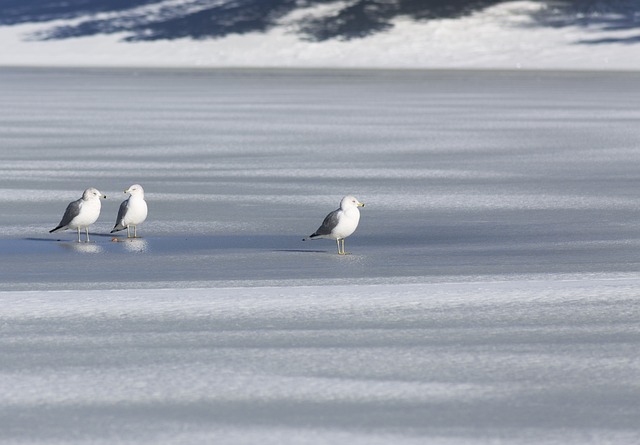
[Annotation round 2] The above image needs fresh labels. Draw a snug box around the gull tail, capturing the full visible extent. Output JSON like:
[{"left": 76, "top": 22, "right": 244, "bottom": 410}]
[{"left": 110, "top": 221, "right": 126, "bottom": 233}]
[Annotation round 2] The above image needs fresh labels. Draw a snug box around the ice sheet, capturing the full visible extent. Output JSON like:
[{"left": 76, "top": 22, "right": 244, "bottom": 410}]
[
  {"left": 1, "top": 68, "right": 640, "bottom": 444},
  {"left": 2, "top": 68, "right": 640, "bottom": 290}
]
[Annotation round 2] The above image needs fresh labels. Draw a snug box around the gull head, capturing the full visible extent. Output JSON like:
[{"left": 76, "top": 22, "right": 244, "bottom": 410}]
[
  {"left": 125, "top": 184, "right": 145, "bottom": 197},
  {"left": 340, "top": 195, "right": 365, "bottom": 210},
  {"left": 83, "top": 187, "right": 106, "bottom": 201}
]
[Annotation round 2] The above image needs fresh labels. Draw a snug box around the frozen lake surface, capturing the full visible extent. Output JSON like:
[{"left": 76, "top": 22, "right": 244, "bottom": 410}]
[
  {"left": 2, "top": 68, "right": 640, "bottom": 289},
  {"left": 1, "top": 68, "right": 640, "bottom": 443}
]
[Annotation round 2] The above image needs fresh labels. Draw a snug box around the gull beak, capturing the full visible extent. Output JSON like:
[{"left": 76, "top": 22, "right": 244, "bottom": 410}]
[
  {"left": 358, "top": 202, "right": 365, "bottom": 207},
  {"left": 124, "top": 189, "right": 128, "bottom": 193},
  {"left": 102, "top": 195, "right": 107, "bottom": 199}
]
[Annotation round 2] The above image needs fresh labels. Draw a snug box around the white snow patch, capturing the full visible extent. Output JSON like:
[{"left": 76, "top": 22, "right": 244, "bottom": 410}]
[{"left": 0, "top": 1, "right": 639, "bottom": 70}]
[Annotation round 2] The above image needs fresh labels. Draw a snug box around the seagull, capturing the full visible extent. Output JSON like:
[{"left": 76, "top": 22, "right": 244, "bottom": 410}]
[
  {"left": 50, "top": 187, "right": 106, "bottom": 243},
  {"left": 110, "top": 184, "right": 148, "bottom": 238},
  {"left": 303, "top": 195, "right": 365, "bottom": 255}
]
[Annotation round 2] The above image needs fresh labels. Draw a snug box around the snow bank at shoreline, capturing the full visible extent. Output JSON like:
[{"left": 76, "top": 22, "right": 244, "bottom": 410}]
[{"left": 1, "top": 1, "right": 639, "bottom": 70}]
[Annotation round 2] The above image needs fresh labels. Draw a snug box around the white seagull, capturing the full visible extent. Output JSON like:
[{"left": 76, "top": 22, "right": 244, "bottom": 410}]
[
  {"left": 110, "top": 184, "right": 148, "bottom": 238},
  {"left": 50, "top": 187, "right": 106, "bottom": 243},
  {"left": 303, "top": 195, "right": 365, "bottom": 255}
]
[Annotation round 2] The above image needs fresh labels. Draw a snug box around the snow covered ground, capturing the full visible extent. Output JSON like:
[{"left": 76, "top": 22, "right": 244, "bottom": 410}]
[
  {"left": 1, "top": 67, "right": 640, "bottom": 443},
  {"left": 2, "top": 280, "right": 639, "bottom": 444},
  {"left": 1, "top": 1, "right": 640, "bottom": 70}
]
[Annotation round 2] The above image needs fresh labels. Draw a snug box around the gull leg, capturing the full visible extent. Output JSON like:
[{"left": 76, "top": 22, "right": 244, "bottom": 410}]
[
  {"left": 337, "top": 239, "right": 347, "bottom": 255},
  {"left": 340, "top": 239, "right": 350, "bottom": 255},
  {"left": 85, "top": 227, "right": 90, "bottom": 243},
  {"left": 336, "top": 239, "right": 341, "bottom": 254},
  {"left": 127, "top": 225, "right": 131, "bottom": 238},
  {"left": 133, "top": 225, "right": 137, "bottom": 238},
  {"left": 77, "top": 227, "right": 81, "bottom": 243}
]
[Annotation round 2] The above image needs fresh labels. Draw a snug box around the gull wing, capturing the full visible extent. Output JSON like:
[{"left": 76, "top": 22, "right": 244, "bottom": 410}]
[
  {"left": 111, "top": 198, "right": 130, "bottom": 232},
  {"left": 50, "top": 199, "right": 82, "bottom": 232},
  {"left": 311, "top": 209, "right": 341, "bottom": 237}
]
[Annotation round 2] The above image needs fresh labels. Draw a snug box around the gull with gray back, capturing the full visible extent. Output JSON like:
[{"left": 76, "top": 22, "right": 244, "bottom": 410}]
[
  {"left": 303, "top": 196, "right": 365, "bottom": 255},
  {"left": 50, "top": 187, "right": 106, "bottom": 242}
]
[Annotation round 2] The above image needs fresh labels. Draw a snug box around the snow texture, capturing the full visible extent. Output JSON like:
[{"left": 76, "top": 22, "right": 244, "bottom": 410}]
[
  {"left": 1, "top": 1, "right": 640, "bottom": 70},
  {"left": 1, "top": 280, "right": 639, "bottom": 444}
]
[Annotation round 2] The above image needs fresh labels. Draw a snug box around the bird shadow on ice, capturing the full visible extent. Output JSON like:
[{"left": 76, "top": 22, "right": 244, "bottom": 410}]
[
  {"left": 15, "top": 235, "right": 362, "bottom": 255},
  {"left": 109, "top": 237, "right": 149, "bottom": 253},
  {"left": 58, "top": 242, "right": 104, "bottom": 254},
  {"left": 274, "top": 250, "right": 366, "bottom": 259},
  {"left": 20, "top": 237, "right": 105, "bottom": 254},
  {"left": 21, "top": 236, "right": 137, "bottom": 254},
  {"left": 275, "top": 249, "right": 327, "bottom": 253}
]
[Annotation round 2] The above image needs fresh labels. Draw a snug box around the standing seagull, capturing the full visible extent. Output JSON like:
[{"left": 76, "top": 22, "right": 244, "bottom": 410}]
[
  {"left": 303, "top": 195, "right": 365, "bottom": 255},
  {"left": 111, "top": 184, "right": 148, "bottom": 238},
  {"left": 50, "top": 187, "right": 106, "bottom": 243}
]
